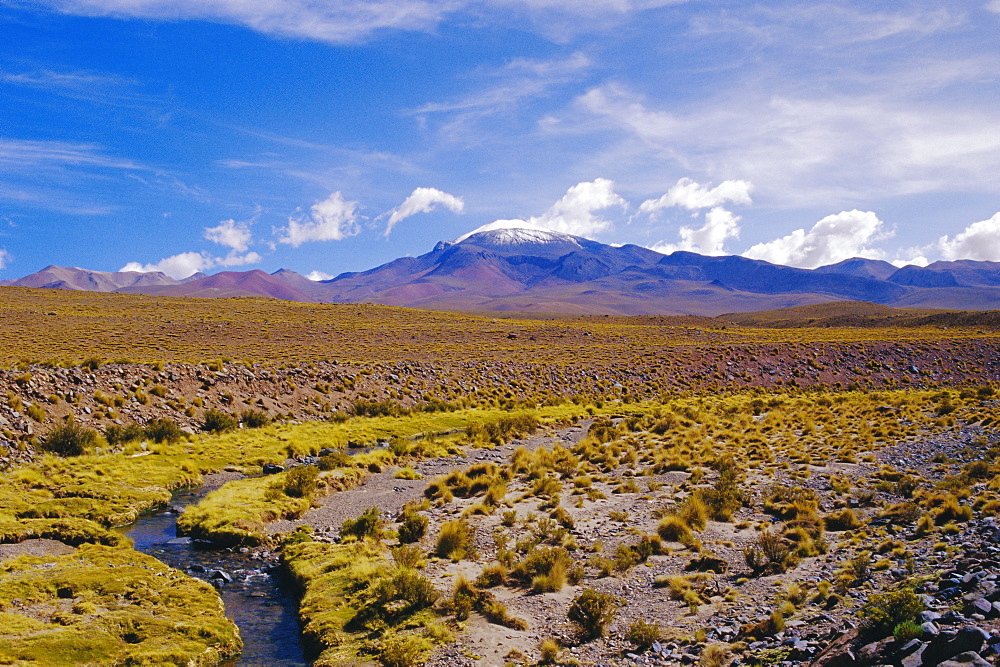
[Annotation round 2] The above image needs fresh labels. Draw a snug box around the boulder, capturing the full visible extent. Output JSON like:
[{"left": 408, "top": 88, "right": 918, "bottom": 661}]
[
  {"left": 938, "top": 652, "right": 991, "bottom": 667},
  {"left": 922, "top": 626, "right": 989, "bottom": 666}
]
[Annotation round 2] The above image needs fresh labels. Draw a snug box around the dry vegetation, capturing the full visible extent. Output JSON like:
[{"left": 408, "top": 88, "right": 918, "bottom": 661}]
[{"left": 0, "top": 287, "right": 999, "bottom": 665}]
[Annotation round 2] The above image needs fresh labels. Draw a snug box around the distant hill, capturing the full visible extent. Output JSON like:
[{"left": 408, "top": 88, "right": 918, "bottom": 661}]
[
  {"left": 0, "top": 265, "right": 181, "bottom": 291},
  {"left": 4, "top": 223, "right": 1000, "bottom": 315}
]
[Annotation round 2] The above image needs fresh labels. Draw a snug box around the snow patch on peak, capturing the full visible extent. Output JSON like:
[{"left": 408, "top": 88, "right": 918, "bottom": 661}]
[{"left": 455, "top": 219, "right": 581, "bottom": 247}]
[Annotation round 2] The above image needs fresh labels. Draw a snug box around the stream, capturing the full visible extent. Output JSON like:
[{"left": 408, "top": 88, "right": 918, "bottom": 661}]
[{"left": 118, "top": 487, "right": 309, "bottom": 666}]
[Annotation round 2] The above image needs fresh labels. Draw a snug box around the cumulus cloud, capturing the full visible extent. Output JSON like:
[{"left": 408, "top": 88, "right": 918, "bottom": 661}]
[
  {"left": 639, "top": 178, "right": 752, "bottom": 215},
  {"left": 938, "top": 212, "right": 1000, "bottom": 261},
  {"left": 0, "top": 248, "right": 9, "bottom": 270},
  {"left": 743, "top": 210, "right": 892, "bottom": 269},
  {"left": 892, "top": 255, "right": 930, "bottom": 268},
  {"left": 121, "top": 251, "right": 214, "bottom": 279},
  {"left": 278, "top": 192, "right": 360, "bottom": 247},
  {"left": 217, "top": 250, "right": 262, "bottom": 267},
  {"left": 651, "top": 206, "right": 741, "bottom": 256},
  {"left": 204, "top": 218, "right": 252, "bottom": 252},
  {"left": 306, "top": 270, "right": 334, "bottom": 281},
  {"left": 531, "top": 178, "right": 627, "bottom": 237},
  {"left": 456, "top": 179, "right": 625, "bottom": 240},
  {"left": 384, "top": 187, "right": 464, "bottom": 237},
  {"left": 120, "top": 249, "right": 261, "bottom": 279},
  {"left": 988, "top": 1, "right": 1000, "bottom": 14},
  {"left": 639, "top": 178, "right": 750, "bottom": 256}
]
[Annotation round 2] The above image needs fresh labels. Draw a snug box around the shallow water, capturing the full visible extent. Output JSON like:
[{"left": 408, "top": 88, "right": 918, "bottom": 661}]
[{"left": 121, "top": 488, "right": 309, "bottom": 666}]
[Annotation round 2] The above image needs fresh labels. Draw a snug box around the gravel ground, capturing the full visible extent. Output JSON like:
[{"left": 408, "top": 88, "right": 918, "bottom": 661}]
[
  {"left": 0, "top": 539, "right": 77, "bottom": 562},
  {"left": 267, "top": 421, "right": 593, "bottom": 537}
]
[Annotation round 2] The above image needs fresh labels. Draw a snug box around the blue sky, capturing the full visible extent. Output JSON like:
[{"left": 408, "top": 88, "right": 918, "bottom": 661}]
[{"left": 1, "top": 0, "right": 999, "bottom": 280}]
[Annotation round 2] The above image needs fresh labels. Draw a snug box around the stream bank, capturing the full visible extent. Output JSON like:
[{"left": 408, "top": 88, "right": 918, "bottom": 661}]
[{"left": 120, "top": 483, "right": 309, "bottom": 666}]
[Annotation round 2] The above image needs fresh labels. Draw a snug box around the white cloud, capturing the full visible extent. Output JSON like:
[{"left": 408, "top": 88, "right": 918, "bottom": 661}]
[
  {"left": 531, "top": 178, "right": 626, "bottom": 237},
  {"left": 121, "top": 251, "right": 214, "bottom": 279},
  {"left": 204, "top": 218, "right": 252, "bottom": 252},
  {"left": 0, "top": 248, "right": 9, "bottom": 270},
  {"left": 385, "top": 187, "right": 464, "bottom": 237},
  {"left": 892, "top": 256, "right": 930, "bottom": 268},
  {"left": 278, "top": 192, "right": 360, "bottom": 247},
  {"left": 457, "top": 178, "right": 626, "bottom": 240},
  {"left": 120, "top": 249, "right": 261, "bottom": 279},
  {"left": 989, "top": 1, "right": 1000, "bottom": 14},
  {"left": 743, "top": 210, "right": 892, "bottom": 269},
  {"left": 217, "top": 250, "right": 262, "bottom": 267},
  {"left": 306, "top": 270, "right": 334, "bottom": 281},
  {"left": 639, "top": 178, "right": 752, "bottom": 214},
  {"left": 0, "top": 137, "right": 138, "bottom": 171},
  {"left": 938, "top": 212, "right": 1000, "bottom": 261},
  {"left": 651, "top": 206, "right": 741, "bottom": 256},
  {"left": 409, "top": 52, "right": 592, "bottom": 144},
  {"left": 413, "top": 53, "right": 591, "bottom": 116},
  {"left": 35, "top": 1, "right": 678, "bottom": 43},
  {"left": 37, "top": 0, "right": 448, "bottom": 43},
  {"left": 576, "top": 81, "right": 1000, "bottom": 206}
]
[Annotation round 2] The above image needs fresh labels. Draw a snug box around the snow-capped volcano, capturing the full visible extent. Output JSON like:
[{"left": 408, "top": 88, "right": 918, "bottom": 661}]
[{"left": 454, "top": 220, "right": 583, "bottom": 247}]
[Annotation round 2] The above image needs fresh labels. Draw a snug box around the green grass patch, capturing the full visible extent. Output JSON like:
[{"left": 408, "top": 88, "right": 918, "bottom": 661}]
[
  {"left": 283, "top": 538, "right": 448, "bottom": 667},
  {"left": 0, "top": 543, "right": 240, "bottom": 666},
  {"left": 177, "top": 467, "right": 361, "bottom": 546}
]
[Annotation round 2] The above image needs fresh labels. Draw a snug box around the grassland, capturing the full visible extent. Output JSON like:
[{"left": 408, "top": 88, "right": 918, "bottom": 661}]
[
  {"left": 1, "top": 287, "right": 1000, "bottom": 666},
  {"left": 1, "top": 287, "right": 997, "bottom": 369}
]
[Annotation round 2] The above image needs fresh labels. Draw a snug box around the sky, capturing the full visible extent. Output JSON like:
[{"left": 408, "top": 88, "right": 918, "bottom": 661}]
[{"left": 1, "top": 0, "right": 999, "bottom": 281}]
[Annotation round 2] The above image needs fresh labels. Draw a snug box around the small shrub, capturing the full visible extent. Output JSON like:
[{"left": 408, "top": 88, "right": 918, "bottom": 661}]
[
  {"left": 657, "top": 515, "right": 693, "bottom": 544},
  {"left": 744, "top": 529, "right": 792, "bottom": 576},
  {"left": 379, "top": 633, "right": 432, "bottom": 667},
  {"left": 398, "top": 507, "right": 428, "bottom": 544},
  {"left": 42, "top": 421, "right": 101, "bottom": 457},
  {"left": 825, "top": 508, "right": 862, "bottom": 531},
  {"left": 475, "top": 562, "right": 507, "bottom": 588},
  {"left": 436, "top": 519, "right": 475, "bottom": 560},
  {"left": 105, "top": 423, "right": 145, "bottom": 447},
  {"left": 481, "top": 597, "right": 528, "bottom": 630},
  {"left": 80, "top": 356, "right": 104, "bottom": 370},
  {"left": 679, "top": 494, "right": 708, "bottom": 531},
  {"left": 700, "top": 644, "right": 730, "bottom": 667},
  {"left": 282, "top": 465, "right": 318, "bottom": 498},
  {"left": 568, "top": 588, "right": 620, "bottom": 639},
  {"left": 144, "top": 418, "right": 183, "bottom": 444},
  {"left": 860, "top": 588, "right": 924, "bottom": 637},
  {"left": 879, "top": 501, "right": 921, "bottom": 525},
  {"left": 893, "top": 619, "right": 922, "bottom": 642},
  {"left": 539, "top": 637, "right": 560, "bottom": 664},
  {"left": 848, "top": 551, "right": 872, "bottom": 582},
  {"left": 393, "top": 544, "right": 424, "bottom": 569},
  {"left": 626, "top": 619, "right": 661, "bottom": 650},
  {"left": 341, "top": 506, "right": 384, "bottom": 541},
  {"left": 239, "top": 409, "right": 271, "bottom": 428},
  {"left": 26, "top": 403, "right": 46, "bottom": 422},
  {"left": 202, "top": 409, "right": 238, "bottom": 433}
]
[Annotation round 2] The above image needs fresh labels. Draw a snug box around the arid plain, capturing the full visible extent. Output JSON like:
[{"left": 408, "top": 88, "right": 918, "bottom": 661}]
[{"left": 1, "top": 287, "right": 999, "bottom": 666}]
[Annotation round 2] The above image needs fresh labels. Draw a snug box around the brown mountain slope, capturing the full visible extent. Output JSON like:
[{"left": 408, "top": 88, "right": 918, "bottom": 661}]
[{"left": 0, "top": 265, "right": 180, "bottom": 291}]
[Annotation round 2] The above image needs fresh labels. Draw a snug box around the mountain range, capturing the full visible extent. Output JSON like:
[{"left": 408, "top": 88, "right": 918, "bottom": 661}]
[{"left": 4, "top": 224, "right": 1000, "bottom": 316}]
